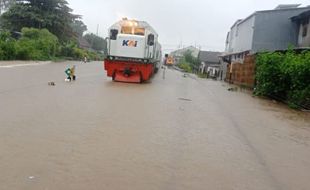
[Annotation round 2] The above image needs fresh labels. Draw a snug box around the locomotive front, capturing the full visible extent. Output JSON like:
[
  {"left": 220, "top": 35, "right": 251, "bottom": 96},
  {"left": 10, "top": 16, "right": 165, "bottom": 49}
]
[{"left": 104, "top": 18, "right": 161, "bottom": 83}]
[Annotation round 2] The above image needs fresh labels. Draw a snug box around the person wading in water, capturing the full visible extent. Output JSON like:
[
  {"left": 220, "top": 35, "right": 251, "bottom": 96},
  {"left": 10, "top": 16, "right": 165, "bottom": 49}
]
[{"left": 65, "top": 65, "right": 76, "bottom": 82}]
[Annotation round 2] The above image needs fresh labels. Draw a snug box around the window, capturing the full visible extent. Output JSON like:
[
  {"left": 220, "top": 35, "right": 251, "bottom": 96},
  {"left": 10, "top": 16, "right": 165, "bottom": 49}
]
[
  {"left": 121, "top": 26, "right": 133, "bottom": 35},
  {"left": 134, "top": 28, "right": 145, "bottom": 36},
  {"left": 302, "top": 24, "right": 308, "bottom": 37},
  {"left": 121, "top": 27, "right": 145, "bottom": 36},
  {"left": 110, "top": 29, "right": 118, "bottom": 40},
  {"left": 147, "top": 34, "right": 155, "bottom": 46},
  {"left": 302, "top": 19, "right": 309, "bottom": 37}
]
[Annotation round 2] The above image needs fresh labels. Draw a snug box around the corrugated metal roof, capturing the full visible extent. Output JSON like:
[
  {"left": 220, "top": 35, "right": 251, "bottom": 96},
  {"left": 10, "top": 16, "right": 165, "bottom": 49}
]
[
  {"left": 291, "top": 10, "right": 310, "bottom": 21},
  {"left": 275, "top": 4, "right": 301, "bottom": 10},
  {"left": 198, "top": 51, "right": 221, "bottom": 63},
  {"left": 234, "top": 6, "right": 310, "bottom": 27}
]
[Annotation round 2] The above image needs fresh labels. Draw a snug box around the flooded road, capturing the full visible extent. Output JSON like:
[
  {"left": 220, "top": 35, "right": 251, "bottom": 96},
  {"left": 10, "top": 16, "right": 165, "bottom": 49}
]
[{"left": 0, "top": 61, "right": 309, "bottom": 190}]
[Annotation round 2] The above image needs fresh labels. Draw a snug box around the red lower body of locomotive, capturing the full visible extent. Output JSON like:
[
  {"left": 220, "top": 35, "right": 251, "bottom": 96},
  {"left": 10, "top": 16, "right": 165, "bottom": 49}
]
[{"left": 104, "top": 59, "right": 157, "bottom": 83}]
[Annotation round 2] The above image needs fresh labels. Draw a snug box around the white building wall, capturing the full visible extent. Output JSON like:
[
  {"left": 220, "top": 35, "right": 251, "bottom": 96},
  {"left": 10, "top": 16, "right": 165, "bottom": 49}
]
[
  {"left": 229, "top": 25, "right": 238, "bottom": 52},
  {"left": 226, "top": 16, "right": 255, "bottom": 53},
  {"left": 234, "top": 16, "right": 256, "bottom": 52}
]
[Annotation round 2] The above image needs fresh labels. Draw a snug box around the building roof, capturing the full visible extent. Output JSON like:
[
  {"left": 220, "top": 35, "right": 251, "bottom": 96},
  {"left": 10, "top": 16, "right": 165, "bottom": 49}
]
[
  {"left": 198, "top": 51, "right": 221, "bottom": 63},
  {"left": 230, "top": 19, "right": 242, "bottom": 29},
  {"left": 275, "top": 4, "right": 301, "bottom": 10},
  {"left": 234, "top": 5, "right": 310, "bottom": 27},
  {"left": 170, "top": 46, "right": 200, "bottom": 57},
  {"left": 291, "top": 10, "right": 310, "bottom": 21}
]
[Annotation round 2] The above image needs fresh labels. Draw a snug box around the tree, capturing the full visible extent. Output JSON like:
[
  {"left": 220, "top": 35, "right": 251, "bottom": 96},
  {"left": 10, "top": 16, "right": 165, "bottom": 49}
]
[
  {"left": 0, "top": 30, "right": 17, "bottom": 60},
  {"left": 16, "top": 28, "right": 58, "bottom": 60},
  {"left": 0, "top": 0, "right": 15, "bottom": 15},
  {"left": 183, "top": 50, "right": 200, "bottom": 72},
  {"left": 71, "top": 19, "right": 87, "bottom": 37},
  {"left": 84, "top": 33, "right": 106, "bottom": 52},
  {"left": 0, "top": 0, "right": 85, "bottom": 41}
]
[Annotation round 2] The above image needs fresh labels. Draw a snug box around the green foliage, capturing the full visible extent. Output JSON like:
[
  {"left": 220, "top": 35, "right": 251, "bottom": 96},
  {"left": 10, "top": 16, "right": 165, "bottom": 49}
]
[
  {"left": 60, "top": 40, "right": 103, "bottom": 60},
  {"left": 176, "top": 50, "right": 199, "bottom": 73},
  {"left": 84, "top": 33, "right": 106, "bottom": 52},
  {"left": 60, "top": 41, "right": 79, "bottom": 58},
  {"left": 197, "top": 73, "right": 208, "bottom": 78},
  {"left": 71, "top": 19, "right": 88, "bottom": 37},
  {"left": 178, "top": 58, "right": 192, "bottom": 73},
  {"left": 183, "top": 50, "right": 200, "bottom": 72},
  {"left": 15, "top": 28, "right": 58, "bottom": 60},
  {"left": 0, "top": 0, "right": 83, "bottom": 42},
  {"left": 255, "top": 50, "right": 310, "bottom": 109},
  {"left": 0, "top": 0, "right": 15, "bottom": 14},
  {"left": 88, "top": 51, "right": 104, "bottom": 61},
  {"left": 0, "top": 28, "right": 103, "bottom": 61},
  {"left": 0, "top": 31, "right": 17, "bottom": 60}
]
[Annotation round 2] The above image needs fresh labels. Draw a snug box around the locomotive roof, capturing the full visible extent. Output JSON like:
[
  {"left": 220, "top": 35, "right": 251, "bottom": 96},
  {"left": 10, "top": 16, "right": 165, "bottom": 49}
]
[{"left": 110, "top": 19, "right": 158, "bottom": 36}]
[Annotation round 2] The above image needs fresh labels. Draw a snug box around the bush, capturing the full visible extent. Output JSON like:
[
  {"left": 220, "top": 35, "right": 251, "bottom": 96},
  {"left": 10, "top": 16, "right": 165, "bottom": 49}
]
[
  {"left": 178, "top": 61, "right": 192, "bottom": 73},
  {"left": 0, "top": 28, "right": 103, "bottom": 61},
  {"left": 60, "top": 41, "right": 77, "bottom": 58},
  {"left": 255, "top": 50, "right": 310, "bottom": 109},
  {"left": 59, "top": 41, "right": 102, "bottom": 61},
  {"left": 86, "top": 51, "right": 104, "bottom": 61},
  {"left": 0, "top": 31, "right": 17, "bottom": 60},
  {"left": 197, "top": 73, "right": 208, "bottom": 78},
  {"left": 184, "top": 50, "right": 200, "bottom": 72},
  {"left": 16, "top": 28, "right": 59, "bottom": 60}
]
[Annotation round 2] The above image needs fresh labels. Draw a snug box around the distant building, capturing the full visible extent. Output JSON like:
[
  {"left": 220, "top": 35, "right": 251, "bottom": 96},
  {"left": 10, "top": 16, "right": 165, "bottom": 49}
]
[
  {"left": 225, "top": 5, "right": 310, "bottom": 54},
  {"left": 198, "top": 51, "right": 221, "bottom": 77},
  {"left": 170, "top": 46, "right": 199, "bottom": 64},
  {"left": 220, "top": 4, "right": 310, "bottom": 87},
  {"left": 292, "top": 10, "right": 310, "bottom": 47}
]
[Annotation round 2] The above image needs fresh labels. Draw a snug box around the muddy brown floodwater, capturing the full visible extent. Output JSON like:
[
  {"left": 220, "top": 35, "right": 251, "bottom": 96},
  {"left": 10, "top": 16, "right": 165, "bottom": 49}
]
[{"left": 0, "top": 61, "right": 309, "bottom": 190}]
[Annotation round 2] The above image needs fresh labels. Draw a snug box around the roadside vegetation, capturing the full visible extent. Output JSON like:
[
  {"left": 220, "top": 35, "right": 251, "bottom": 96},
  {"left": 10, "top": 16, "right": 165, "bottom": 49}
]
[
  {"left": 255, "top": 50, "right": 310, "bottom": 109},
  {"left": 177, "top": 50, "right": 200, "bottom": 73},
  {"left": 0, "top": 0, "right": 105, "bottom": 61}
]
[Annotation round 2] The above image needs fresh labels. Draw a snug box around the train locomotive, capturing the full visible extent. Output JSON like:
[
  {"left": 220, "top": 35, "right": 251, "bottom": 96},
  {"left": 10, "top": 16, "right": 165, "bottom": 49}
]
[{"left": 104, "top": 18, "right": 162, "bottom": 83}]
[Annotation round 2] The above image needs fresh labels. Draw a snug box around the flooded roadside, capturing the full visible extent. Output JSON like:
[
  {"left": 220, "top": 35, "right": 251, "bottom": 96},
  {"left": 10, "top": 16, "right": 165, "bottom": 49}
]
[{"left": 0, "top": 63, "right": 309, "bottom": 190}]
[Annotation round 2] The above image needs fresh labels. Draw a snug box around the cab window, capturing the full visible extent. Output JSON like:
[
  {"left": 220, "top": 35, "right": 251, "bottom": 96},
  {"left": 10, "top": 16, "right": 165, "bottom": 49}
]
[
  {"left": 134, "top": 28, "right": 145, "bottom": 36},
  {"left": 121, "top": 26, "right": 133, "bottom": 35},
  {"left": 121, "top": 26, "right": 145, "bottom": 36}
]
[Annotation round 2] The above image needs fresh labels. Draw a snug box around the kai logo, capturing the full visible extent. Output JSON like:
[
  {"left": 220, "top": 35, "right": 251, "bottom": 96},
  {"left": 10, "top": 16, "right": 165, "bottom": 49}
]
[{"left": 122, "top": 40, "right": 138, "bottom": 47}]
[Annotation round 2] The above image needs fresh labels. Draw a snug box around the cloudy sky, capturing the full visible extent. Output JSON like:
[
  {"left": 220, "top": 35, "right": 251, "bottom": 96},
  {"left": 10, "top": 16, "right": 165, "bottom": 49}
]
[{"left": 67, "top": 0, "right": 309, "bottom": 52}]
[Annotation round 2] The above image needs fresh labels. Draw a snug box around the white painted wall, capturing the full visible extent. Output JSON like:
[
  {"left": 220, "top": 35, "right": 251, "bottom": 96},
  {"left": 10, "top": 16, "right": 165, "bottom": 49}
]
[
  {"left": 226, "top": 16, "right": 255, "bottom": 53},
  {"left": 234, "top": 16, "right": 255, "bottom": 52}
]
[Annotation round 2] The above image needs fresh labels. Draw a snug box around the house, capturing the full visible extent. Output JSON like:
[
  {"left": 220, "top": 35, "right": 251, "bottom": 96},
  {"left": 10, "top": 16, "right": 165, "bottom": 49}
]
[
  {"left": 198, "top": 51, "right": 221, "bottom": 77},
  {"left": 220, "top": 4, "right": 310, "bottom": 87},
  {"left": 225, "top": 4, "right": 310, "bottom": 54},
  {"left": 291, "top": 10, "right": 310, "bottom": 47},
  {"left": 170, "top": 46, "right": 199, "bottom": 64}
]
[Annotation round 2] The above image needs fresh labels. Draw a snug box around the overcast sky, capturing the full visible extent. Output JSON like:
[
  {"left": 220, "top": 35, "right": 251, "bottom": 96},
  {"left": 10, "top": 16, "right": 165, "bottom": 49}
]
[{"left": 67, "top": 0, "right": 309, "bottom": 52}]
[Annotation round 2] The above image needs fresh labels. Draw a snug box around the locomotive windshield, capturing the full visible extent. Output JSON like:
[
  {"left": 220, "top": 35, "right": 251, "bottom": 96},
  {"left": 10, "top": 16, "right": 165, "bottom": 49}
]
[{"left": 121, "top": 26, "right": 145, "bottom": 36}]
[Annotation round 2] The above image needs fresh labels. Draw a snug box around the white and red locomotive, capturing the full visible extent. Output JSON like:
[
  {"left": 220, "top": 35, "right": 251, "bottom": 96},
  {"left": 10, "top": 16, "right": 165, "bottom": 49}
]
[{"left": 104, "top": 18, "right": 162, "bottom": 83}]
